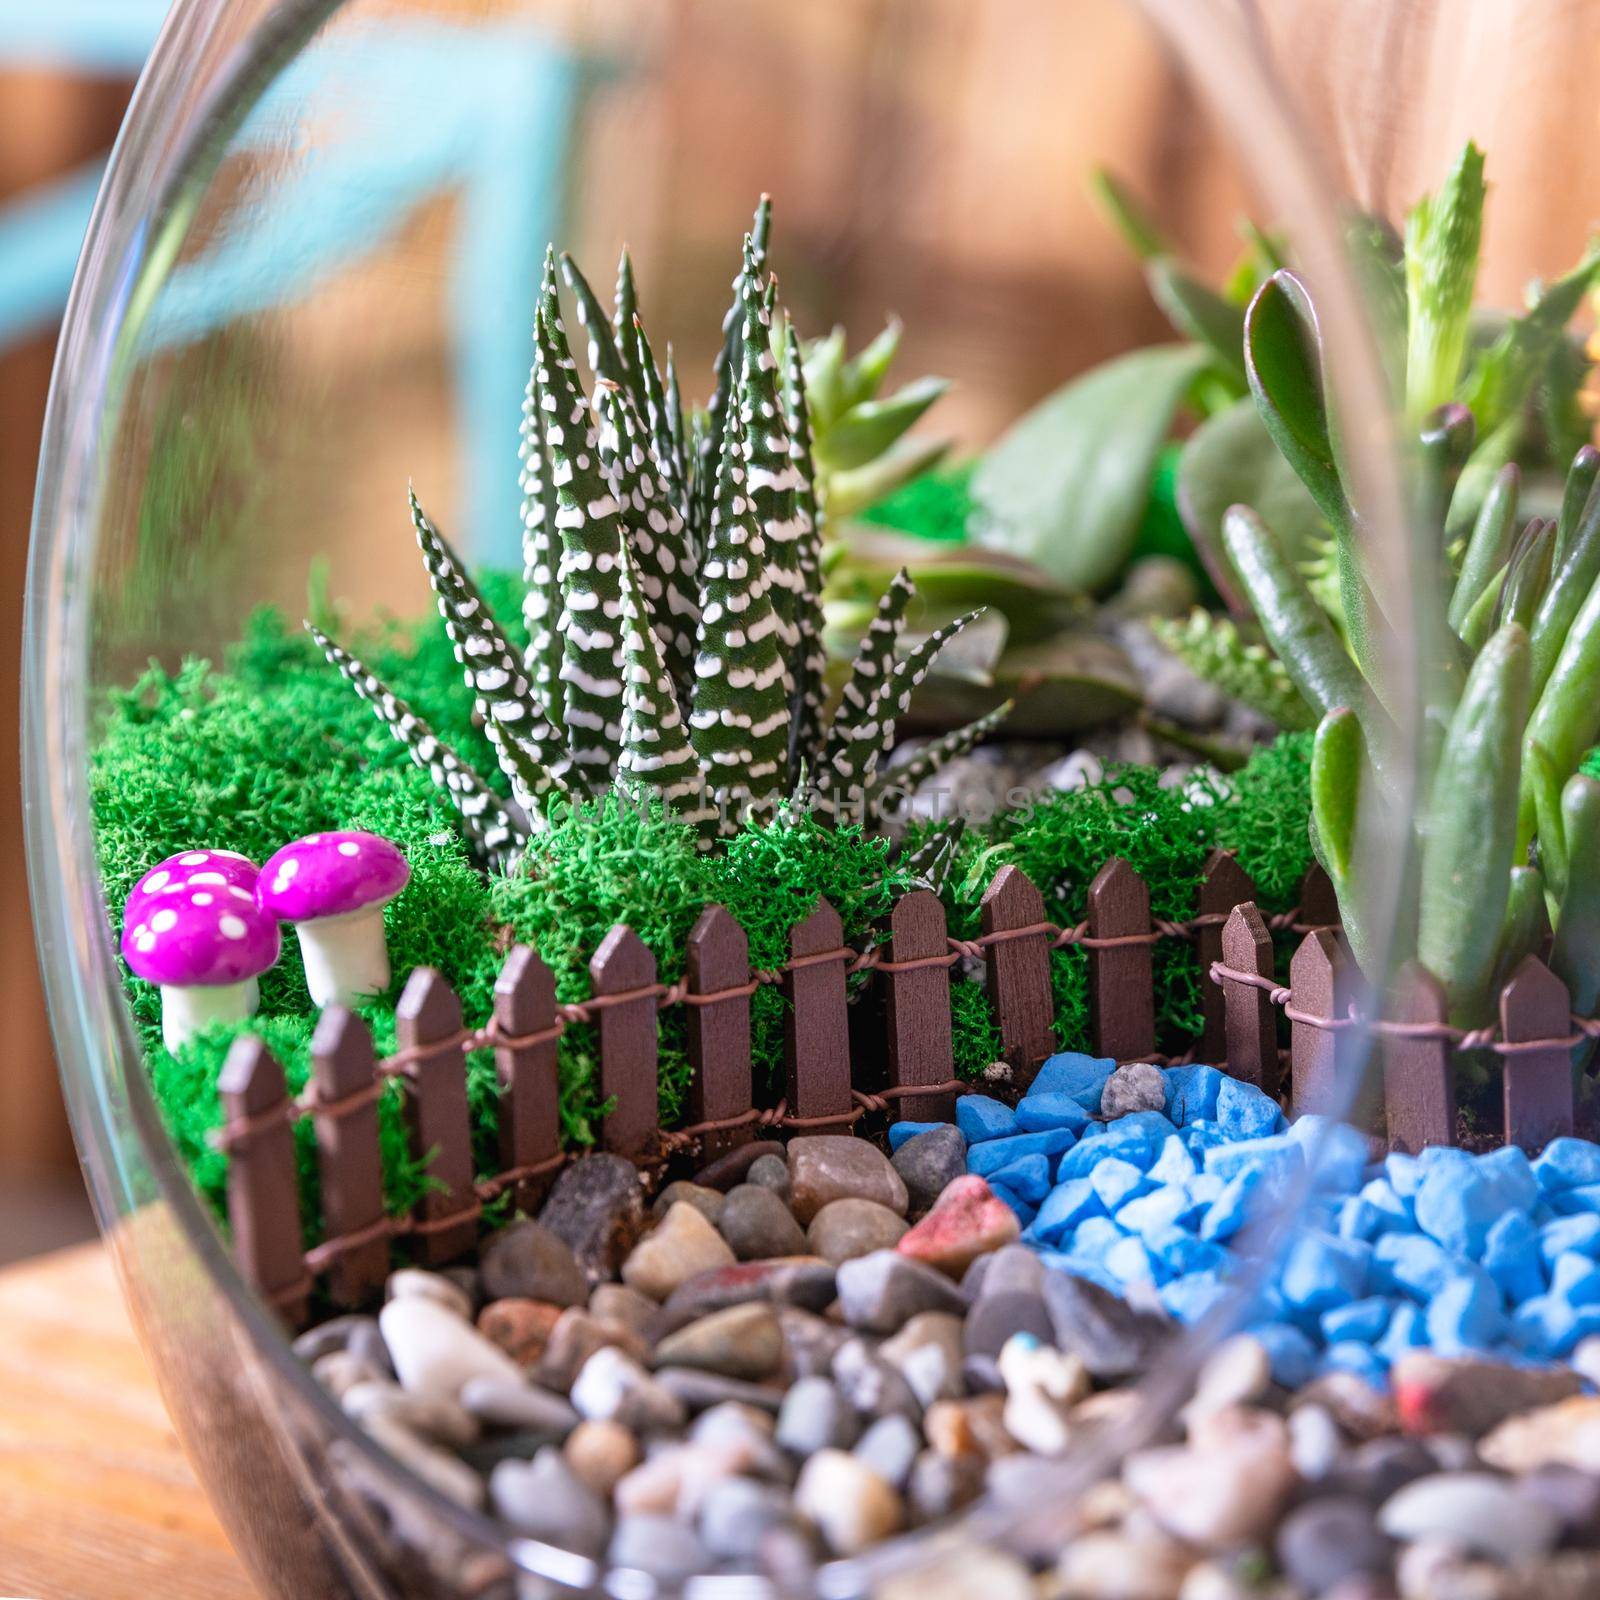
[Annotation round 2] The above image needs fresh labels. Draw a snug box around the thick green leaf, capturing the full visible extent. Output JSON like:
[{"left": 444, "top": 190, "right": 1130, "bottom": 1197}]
[
  {"left": 1244, "top": 271, "right": 1351, "bottom": 539},
  {"left": 1311, "top": 706, "right": 1363, "bottom": 886},
  {"left": 826, "top": 437, "right": 951, "bottom": 520},
  {"left": 1090, "top": 167, "right": 1168, "bottom": 262},
  {"left": 1404, "top": 141, "right": 1485, "bottom": 421},
  {"left": 970, "top": 343, "right": 1209, "bottom": 592},
  {"left": 1175, "top": 397, "right": 1328, "bottom": 611},
  {"left": 1148, "top": 260, "right": 1247, "bottom": 385},
  {"left": 840, "top": 318, "right": 903, "bottom": 410},
  {"left": 814, "top": 377, "right": 950, "bottom": 471}
]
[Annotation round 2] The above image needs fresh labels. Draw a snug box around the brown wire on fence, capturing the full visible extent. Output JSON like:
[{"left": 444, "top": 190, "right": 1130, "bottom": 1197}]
[{"left": 217, "top": 853, "right": 1356, "bottom": 1327}]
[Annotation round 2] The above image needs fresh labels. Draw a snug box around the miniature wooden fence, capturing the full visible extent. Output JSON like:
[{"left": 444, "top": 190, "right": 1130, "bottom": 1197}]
[{"left": 213, "top": 851, "right": 1589, "bottom": 1324}]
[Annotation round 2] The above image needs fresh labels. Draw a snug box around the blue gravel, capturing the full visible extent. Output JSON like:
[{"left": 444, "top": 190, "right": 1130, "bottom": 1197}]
[{"left": 972, "top": 1051, "right": 1600, "bottom": 1384}]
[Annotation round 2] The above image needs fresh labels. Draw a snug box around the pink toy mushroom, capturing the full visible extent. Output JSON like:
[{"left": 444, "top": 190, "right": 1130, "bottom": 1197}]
[
  {"left": 121, "top": 884, "right": 280, "bottom": 1052},
  {"left": 257, "top": 831, "right": 410, "bottom": 1008},
  {"left": 127, "top": 848, "right": 259, "bottom": 907}
]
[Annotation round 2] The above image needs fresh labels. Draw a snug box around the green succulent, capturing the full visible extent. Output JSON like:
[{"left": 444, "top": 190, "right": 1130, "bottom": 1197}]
[
  {"left": 1220, "top": 232, "right": 1600, "bottom": 1032},
  {"left": 313, "top": 203, "right": 1001, "bottom": 870}
]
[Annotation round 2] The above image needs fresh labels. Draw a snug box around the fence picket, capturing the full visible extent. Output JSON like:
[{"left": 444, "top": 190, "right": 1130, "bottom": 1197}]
[
  {"left": 494, "top": 944, "right": 562, "bottom": 1210},
  {"left": 590, "top": 926, "right": 661, "bottom": 1159},
  {"left": 1288, "top": 930, "right": 1364, "bottom": 1121},
  {"left": 396, "top": 967, "right": 478, "bottom": 1264},
  {"left": 310, "top": 1006, "right": 389, "bottom": 1305},
  {"left": 686, "top": 905, "right": 754, "bottom": 1158},
  {"left": 884, "top": 888, "right": 957, "bottom": 1122},
  {"left": 1299, "top": 863, "right": 1340, "bottom": 930},
  {"left": 1500, "top": 954, "right": 1575, "bottom": 1151},
  {"left": 1219, "top": 902, "right": 1278, "bottom": 1099},
  {"left": 785, "top": 897, "right": 852, "bottom": 1125},
  {"left": 980, "top": 865, "right": 1054, "bottom": 1086},
  {"left": 1382, "top": 962, "right": 1455, "bottom": 1154},
  {"left": 1087, "top": 857, "right": 1154, "bottom": 1062},
  {"left": 1198, "top": 851, "right": 1256, "bottom": 1064},
  {"left": 218, "top": 1035, "right": 307, "bottom": 1327}
]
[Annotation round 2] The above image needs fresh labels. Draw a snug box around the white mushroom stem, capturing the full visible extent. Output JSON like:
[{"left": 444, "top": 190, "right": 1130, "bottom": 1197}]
[
  {"left": 295, "top": 903, "right": 392, "bottom": 1008},
  {"left": 161, "top": 981, "right": 258, "bottom": 1053}
]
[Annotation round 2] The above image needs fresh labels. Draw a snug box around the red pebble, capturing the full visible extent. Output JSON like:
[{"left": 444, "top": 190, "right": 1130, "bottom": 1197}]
[{"left": 896, "top": 1173, "right": 1020, "bottom": 1278}]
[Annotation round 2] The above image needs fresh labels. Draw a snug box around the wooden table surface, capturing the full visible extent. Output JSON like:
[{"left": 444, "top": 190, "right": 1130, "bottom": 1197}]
[{"left": 0, "top": 1242, "right": 257, "bottom": 1600}]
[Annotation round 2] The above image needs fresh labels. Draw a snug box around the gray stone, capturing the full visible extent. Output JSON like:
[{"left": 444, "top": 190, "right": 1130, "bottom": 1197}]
[
  {"left": 652, "top": 1180, "right": 726, "bottom": 1226},
  {"left": 807, "top": 1198, "right": 909, "bottom": 1264},
  {"left": 1329, "top": 1437, "right": 1438, "bottom": 1504},
  {"left": 961, "top": 1353, "right": 1005, "bottom": 1395},
  {"left": 1276, "top": 1497, "right": 1393, "bottom": 1594},
  {"left": 586, "top": 1283, "right": 655, "bottom": 1338},
  {"left": 854, "top": 1414, "right": 921, "bottom": 1490},
  {"left": 880, "top": 1312, "right": 966, "bottom": 1407},
  {"left": 906, "top": 1450, "right": 984, "bottom": 1524},
  {"left": 688, "top": 1402, "right": 790, "bottom": 1482},
  {"left": 295, "top": 1314, "right": 383, "bottom": 1365},
  {"left": 489, "top": 1447, "right": 609, "bottom": 1554},
  {"left": 458, "top": 1377, "right": 579, "bottom": 1439},
  {"left": 570, "top": 1347, "right": 687, "bottom": 1433},
  {"left": 788, "top": 1136, "right": 908, "bottom": 1224},
  {"left": 962, "top": 1290, "right": 1053, "bottom": 1359},
  {"left": 652, "top": 1303, "right": 783, "bottom": 1380},
  {"left": 718, "top": 1183, "right": 807, "bottom": 1261},
  {"left": 1378, "top": 1472, "right": 1560, "bottom": 1563},
  {"left": 1100, "top": 1062, "right": 1169, "bottom": 1120},
  {"left": 835, "top": 1249, "right": 967, "bottom": 1334},
  {"left": 831, "top": 1338, "right": 923, "bottom": 1422},
  {"left": 538, "top": 1154, "right": 648, "bottom": 1281},
  {"left": 963, "top": 1243, "right": 1045, "bottom": 1302},
  {"left": 1042, "top": 1267, "right": 1170, "bottom": 1379},
  {"left": 359, "top": 1413, "right": 485, "bottom": 1511},
  {"left": 1518, "top": 1465, "right": 1600, "bottom": 1542},
  {"left": 698, "top": 1478, "right": 797, "bottom": 1563},
  {"left": 777, "top": 1306, "right": 853, "bottom": 1379},
  {"left": 656, "top": 1367, "right": 786, "bottom": 1416},
  {"left": 607, "top": 1514, "right": 710, "bottom": 1585},
  {"left": 776, "top": 1376, "right": 862, "bottom": 1455},
  {"left": 659, "top": 1257, "right": 837, "bottom": 1325},
  {"left": 312, "top": 1349, "right": 388, "bottom": 1401},
  {"left": 342, "top": 1379, "right": 479, "bottom": 1449},
  {"left": 460, "top": 1429, "right": 571, "bottom": 1476},
  {"left": 479, "top": 1220, "right": 588, "bottom": 1309},
  {"left": 694, "top": 1139, "right": 786, "bottom": 1192},
  {"left": 746, "top": 1153, "right": 793, "bottom": 1201},
  {"left": 891, "top": 1126, "right": 968, "bottom": 1215}
]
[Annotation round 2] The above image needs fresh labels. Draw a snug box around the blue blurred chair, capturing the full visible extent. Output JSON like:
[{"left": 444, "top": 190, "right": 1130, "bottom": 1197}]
[{"left": 0, "top": 2, "right": 588, "bottom": 563}]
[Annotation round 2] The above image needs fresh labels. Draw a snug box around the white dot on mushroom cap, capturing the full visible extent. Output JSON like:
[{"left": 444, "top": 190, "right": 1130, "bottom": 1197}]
[
  {"left": 228, "top": 886, "right": 252, "bottom": 902},
  {"left": 338, "top": 841, "right": 360, "bottom": 856},
  {"left": 134, "top": 931, "right": 155, "bottom": 953},
  {"left": 150, "top": 909, "right": 178, "bottom": 933},
  {"left": 143, "top": 870, "right": 171, "bottom": 893},
  {"left": 192, "top": 892, "right": 214, "bottom": 906},
  {"left": 179, "top": 852, "right": 208, "bottom": 866},
  {"left": 280, "top": 858, "right": 300, "bottom": 878},
  {"left": 272, "top": 874, "right": 293, "bottom": 895},
  {"left": 189, "top": 871, "right": 225, "bottom": 885},
  {"left": 219, "top": 915, "right": 248, "bottom": 940}
]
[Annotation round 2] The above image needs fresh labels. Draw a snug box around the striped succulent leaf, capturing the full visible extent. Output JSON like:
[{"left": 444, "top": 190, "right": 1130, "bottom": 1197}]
[
  {"left": 535, "top": 306, "right": 630, "bottom": 779},
  {"left": 867, "top": 700, "right": 1016, "bottom": 804},
  {"left": 735, "top": 236, "right": 804, "bottom": 658},
  {"left": 689, "top": 402, "right": 791, "bottom": 827},
  {"left": 900, "top": 819, "right": 967, "bottom": 896},
  {"left": 599, "top": 384, "right": 698, "bottom": 693},
  {"left": 632, "top": 315, "right": 689, "bottom": 524},
  {"left": 615, "top": 542, "right": 715, "bottom": 833},
  {"left": 519, "top": 339, "right": 565, "bottom": 730},
  {"left": 306, "top": 624, "right": 524, "bottom": 869},
  {"left": 407, "top": 488, "right": 572, "bottom": 814},
  {"left": 782, "top": 325, "right": 829, "bottom": 773},
  {"left": 825, "top": 569, "right": 915, "bottom": 770},
  {"left": 612, "top": 249, "right": 654, "bottom": 427},
  {"left": 559, "top": 250, "right": 627, "bottom": 392}
]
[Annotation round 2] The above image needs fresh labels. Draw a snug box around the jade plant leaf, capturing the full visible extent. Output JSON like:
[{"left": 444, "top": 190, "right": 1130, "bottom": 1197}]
[
  {"left": 812, "top": 376, "right": 951, "bottom": 472},
  {"left": 1175, "top": 396, "right": 1328, "bottom": 612},
  {"left": 969, "top": 343, "right": 1209, "bottom": 593}
]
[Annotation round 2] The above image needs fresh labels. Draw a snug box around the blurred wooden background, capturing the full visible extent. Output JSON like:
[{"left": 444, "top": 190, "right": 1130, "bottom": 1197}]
[{"left": 4, "top": 0, "right": 1597, "bottom": 1260}]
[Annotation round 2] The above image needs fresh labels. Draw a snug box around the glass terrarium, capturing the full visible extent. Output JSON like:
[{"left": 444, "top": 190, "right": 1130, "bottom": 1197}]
[{"left": 39, "top": 1, "right": 1600, "bottom": 1597}]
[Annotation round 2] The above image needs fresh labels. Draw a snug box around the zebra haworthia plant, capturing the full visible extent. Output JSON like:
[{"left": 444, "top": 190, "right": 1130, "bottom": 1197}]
[{"left": 313, "top": 201, "right": 1004, "bottom": 870}]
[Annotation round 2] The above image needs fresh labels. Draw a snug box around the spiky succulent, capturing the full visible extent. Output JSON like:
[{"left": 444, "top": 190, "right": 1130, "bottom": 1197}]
[{"left": 313, "top": 202, "right": 998, "bottom": 870}]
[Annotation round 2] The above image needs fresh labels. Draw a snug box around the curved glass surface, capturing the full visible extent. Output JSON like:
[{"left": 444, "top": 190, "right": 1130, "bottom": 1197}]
[{"left": 25, "top": 2, "right": 1419, "bottom": 1595}]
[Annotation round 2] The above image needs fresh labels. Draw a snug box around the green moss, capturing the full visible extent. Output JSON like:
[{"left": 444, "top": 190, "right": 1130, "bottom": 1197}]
[{"left": 856, "top": 462, "right": 975, "bottom": 544}]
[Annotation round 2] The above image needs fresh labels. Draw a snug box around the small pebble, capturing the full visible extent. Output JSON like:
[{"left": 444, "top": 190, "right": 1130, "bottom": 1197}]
[
  {"left": 697, "top": 1477, "right": 797, "bottom": 1562},
  {"left": 745, "top": 1152, "right": 793, "bottom": 1200},
  {"left": 718, "top": 1183, "right": 808, "bottom": 1260},
  {"left": 341, "top": 1379, "right": 479, "bottom": 1449},
  {"left": 776, "top": 1376, "right": 861, "bottom": 1455},
  {"left": 880, "top": 1312, "right": 966, "bottom": 1407},
  {"left": 793, "top": 1448, "right": 905, "bottom": 1555},
  {"left": 386, "top": 1267, "right": 474, "bottom": 1322},
  {"left": 535, "top": 1307, "right": 651, "bottom": 1392},
  {"left": 1056, "top": 1529, "right": 1195, "bottom": 1599},
  {"left": 475, "top": 1298, "right": 563, "bottom": 1367},
  {"left": 570, "top": 1347, "right": 687, "bottom": 1433},
  {"left": 360, "top": 1413, "right": 485, "bottom": 1510},
  {"left": 906, "top": 1449, "right": 984, "bottom": 1523},
  {"left": 652, "top": 1303, "right": 783, "bottom": 1380},
  {"left": 835, "top": 1249, "right": 967, "bottom": 1334},
  {"left": 479, "top": 1219, "right": 588, "bottom": 1308},
  {"left": 891, "top": 1125, "right": 969, "bottom": 1215},
  {"left": 537, "top": 1154, "right": 647, "bottom": 1281},
  {"left": 853, "top": 1413, "right": 922, "bottom": 1489},
  {"left": 490, "top": 1447, "right": 610, "bottom": 1554},
  {"left": 1276, "top": 1496, "right": 1393, "bottom": 1593},
  {"left": 1101, "top": 1062, "right": 1169, "bottom": 1119},
  {"left": 788, "top": 1136, "right": 909, "bottom": 1224},
  {"left": 652, "top": 1180, "right": 725, "bottom": 1225},
  {"left": 379, "top": 1295, "right": 527, "bottom": 1402},
  {"left": 587, "top": 1282, "right": 655, "bottom": 1338},
  {"left": 564, "top": 1418, "right": 641, "bottom": 1497},
  {"left": 897, "top": 1174, "right": 1020, "bottom": 1277},
  {"left": 607, "top": 1513, "right": 709, "bottom": 1585},
  {"left": 458, "top": 1376, "right": 579, "bottom": 1438},
  {"left": 1378, "top": 1471, "right": 1561, "bottom": 1562},
  {"left": 620, "top": 1201, "right": 736, "bottom": 1301},
  {"left": 807, "top": 1197, "right": 909, "bottom": 1264}
]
